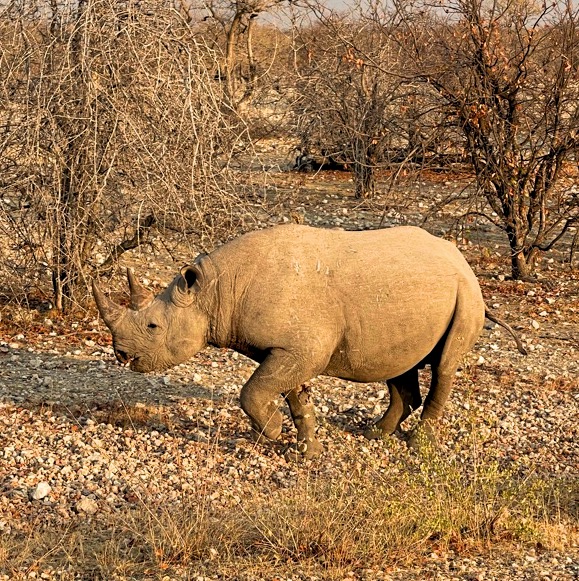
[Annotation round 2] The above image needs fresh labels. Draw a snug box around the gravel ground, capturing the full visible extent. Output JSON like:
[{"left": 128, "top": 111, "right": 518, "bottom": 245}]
[{"left": 0, "top": 178, "right": 578, "bottom": 579}]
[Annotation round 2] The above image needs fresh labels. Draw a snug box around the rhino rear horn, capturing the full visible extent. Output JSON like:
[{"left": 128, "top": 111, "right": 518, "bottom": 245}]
[
  {"left": 127, "top": 268, "right": 154, "bottom": 310},
  {"left": 92, "top": 280, "right": 126, "bottom": 330}
]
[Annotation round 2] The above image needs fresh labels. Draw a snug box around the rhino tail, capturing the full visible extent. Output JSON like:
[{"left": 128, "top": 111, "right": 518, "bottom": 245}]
[{"left": 484, "top": 308, "right": 527, "bottom": 355}]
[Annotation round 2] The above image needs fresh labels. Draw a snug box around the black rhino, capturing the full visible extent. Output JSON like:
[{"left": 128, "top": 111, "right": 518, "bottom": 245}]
[{"left": 93, "top": 224, "right": 525, "bottom": 458}]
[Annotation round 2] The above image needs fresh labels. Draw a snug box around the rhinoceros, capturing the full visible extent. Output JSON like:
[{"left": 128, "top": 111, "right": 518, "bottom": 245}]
[{"left": 93, "top": 224, "right": 525, "bottom": 458}]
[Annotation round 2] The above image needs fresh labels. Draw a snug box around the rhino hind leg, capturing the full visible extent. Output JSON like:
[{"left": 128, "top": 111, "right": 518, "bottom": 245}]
[
  {"left": 364, "top": 368, "right": 422, "bottom": 440},
  {"left": 410, "top": 295, "right": 484, "bottom": 449},
  {"left": 285, "top": 385, "right": 323, "bottom": 459},
  {"left": 408, "top": 366, "right": 456, "bottom": 450}
]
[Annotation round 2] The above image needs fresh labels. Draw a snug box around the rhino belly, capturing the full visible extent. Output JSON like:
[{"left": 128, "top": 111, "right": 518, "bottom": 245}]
[
  {"left": 323, "top": 309, "right": 453, "bottom": 382},
  {"left": 324, "top": 339, "right": 439, "bottom": 382}
]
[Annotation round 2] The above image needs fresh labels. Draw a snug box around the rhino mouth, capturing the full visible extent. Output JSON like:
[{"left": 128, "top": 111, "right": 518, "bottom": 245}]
[
  {"left": 114, "top": 347, "right": 169, "bottom": 373},
  {"left": 114, "top": 349, "right": 144, "bottom": 371},
  {"left": 130, "top": 356, "right": 164, "bottom": 373},
  {"left": 114, "top": 348, "right": 135, "bottom": 367},
  {"left": 129, "top": 359, "right": 143, "bottom": 371}
]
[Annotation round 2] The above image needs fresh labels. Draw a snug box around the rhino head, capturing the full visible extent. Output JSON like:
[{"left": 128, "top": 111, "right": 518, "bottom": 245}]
[{"left": 93, "top": 266, "right": 210, "bottom": 373}]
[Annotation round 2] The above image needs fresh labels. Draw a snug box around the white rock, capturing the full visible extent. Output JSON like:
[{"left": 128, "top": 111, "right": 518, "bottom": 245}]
[
  {"left": 30, "top": 481, "right": 51, "bottom": 501},
  {"left": 531, "top": 320, "right": 540, "bottom": 329},
  {"left": 76, "top": 497, "right": 98, "bottom": 515}
]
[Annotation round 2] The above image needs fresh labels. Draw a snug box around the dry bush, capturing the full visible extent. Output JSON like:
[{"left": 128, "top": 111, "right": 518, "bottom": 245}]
[
  {"left": 0, "top": 0, "right": 259, "bottom": 313},
  {"left": 187, "top": 0, "right": 291, "bottom": 119},
  {"left": 289, "top": 7, "right": 407, "bottom": 199}
]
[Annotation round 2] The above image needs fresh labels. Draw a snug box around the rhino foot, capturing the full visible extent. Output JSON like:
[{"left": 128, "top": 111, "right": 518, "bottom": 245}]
[
  {"left": 283, "top": 438, "right": 324, "bottom": 462},
  {"left": 408, "top": 420, "right": 438, "bottom": 452},
  {"left": 248, "top": 412, "right": 283, "bottom": 444},
  {"left": 363, "top": 426, "right": 390, "bottom": 441}
]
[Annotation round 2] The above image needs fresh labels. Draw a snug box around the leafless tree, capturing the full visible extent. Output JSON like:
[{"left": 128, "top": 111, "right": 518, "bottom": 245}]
[
  {"left": 397, "top": 0, "right": 579, "bottom": 279},
  {"left": 0, "top": 0, "right": 256, "bottom": 312},
  {"left": 289, "top": 2, "right": 454, "bottom": 198},
  {"left": 288, "top": 5, "right": 404, "bottom": 198},
  {"left": 178, "top": 0, "right": 288, "bottom": 114}
]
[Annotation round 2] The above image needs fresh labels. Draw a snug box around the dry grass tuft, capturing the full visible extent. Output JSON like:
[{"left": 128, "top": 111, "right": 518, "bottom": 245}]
[{"left": 239, "top": 447, "right": 577, "bottom": 574}]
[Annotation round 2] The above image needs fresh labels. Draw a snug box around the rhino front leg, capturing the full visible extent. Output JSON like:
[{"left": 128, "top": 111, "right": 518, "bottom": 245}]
[
  {"left": 364, "top": 368, "right": 421, "bottom": 440},
  {"left": 239, "top": 349, "right": 319, "bottom": 450},
  {"left": 285, "top": 385, "right": 323, "bottom": 459}
]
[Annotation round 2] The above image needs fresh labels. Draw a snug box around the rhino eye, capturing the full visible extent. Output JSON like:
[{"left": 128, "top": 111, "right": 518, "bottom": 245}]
[{"left": 147, "top": 322, "right": 159, "bottom": 330}]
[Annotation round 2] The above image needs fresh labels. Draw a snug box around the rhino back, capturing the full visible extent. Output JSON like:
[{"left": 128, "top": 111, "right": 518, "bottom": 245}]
[{"left": 208, "top": 225, "right": 484, "bottom": 381}]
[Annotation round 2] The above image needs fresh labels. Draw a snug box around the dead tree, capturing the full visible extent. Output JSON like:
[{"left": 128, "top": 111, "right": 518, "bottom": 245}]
[{"left": 399, "top": 0, "right": 579, "bottom": 279}]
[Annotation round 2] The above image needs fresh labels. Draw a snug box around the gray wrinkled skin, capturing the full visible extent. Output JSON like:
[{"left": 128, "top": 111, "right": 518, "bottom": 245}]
[{"left": 93, "top": 225, "right": 504, "bottom": 458}]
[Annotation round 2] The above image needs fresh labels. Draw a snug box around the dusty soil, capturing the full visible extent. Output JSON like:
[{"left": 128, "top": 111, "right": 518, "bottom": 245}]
[{"left": 0, "top": 160, "right": 578, "bottom": 579}]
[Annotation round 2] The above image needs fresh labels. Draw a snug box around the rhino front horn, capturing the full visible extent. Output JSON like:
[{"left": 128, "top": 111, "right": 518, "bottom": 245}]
[
  {"left": 127, "top": 268, "right": 154, "bottom": 311},
  {"left": 92, "top": 280, "right": 126, "bottom": 330}
]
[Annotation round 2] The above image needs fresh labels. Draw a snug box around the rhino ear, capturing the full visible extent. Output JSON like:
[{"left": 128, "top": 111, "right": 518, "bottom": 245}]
[
  {"left": 180, "top": 265, "right": 199, "bottom": 290},
  {"left": 170, "top": 264, "right": 202, "bottom": 307},
  {"left": 127, "top": 268, "right": 154, "bottom": 311},
  {"left": 92, "top": 280, "right": 126, "bottom": 330}
]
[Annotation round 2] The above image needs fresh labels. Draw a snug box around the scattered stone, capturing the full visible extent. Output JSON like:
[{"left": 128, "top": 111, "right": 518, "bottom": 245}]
[
  {"left": 29, "top": 482, "right": 51, "bottom": 501},
  {"left": 75, "top": 497, "right": 98, "bottom": 515}
]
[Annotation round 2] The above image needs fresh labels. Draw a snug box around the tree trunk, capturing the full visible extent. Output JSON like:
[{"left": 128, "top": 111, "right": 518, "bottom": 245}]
[
  {"left": 225, "top": 12, "right": 243, "bottom": 106},
  {"left": 354, "top": 140, "right": 377, "bottom": 199},
  {"left": 51, "top": 0, "right": 88, "bottom": 313},
  {"left": 354, "top": 161, "right": 375, "bottom": 199},
  {"left": 507, "top": 226, "right": 539, "bottom": 281},
  {"left": 510, "top": 251, "right": 535, "bottom": 281},
  {"left": 52, "top": 150, "right": 83, "bottom": 312}
]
